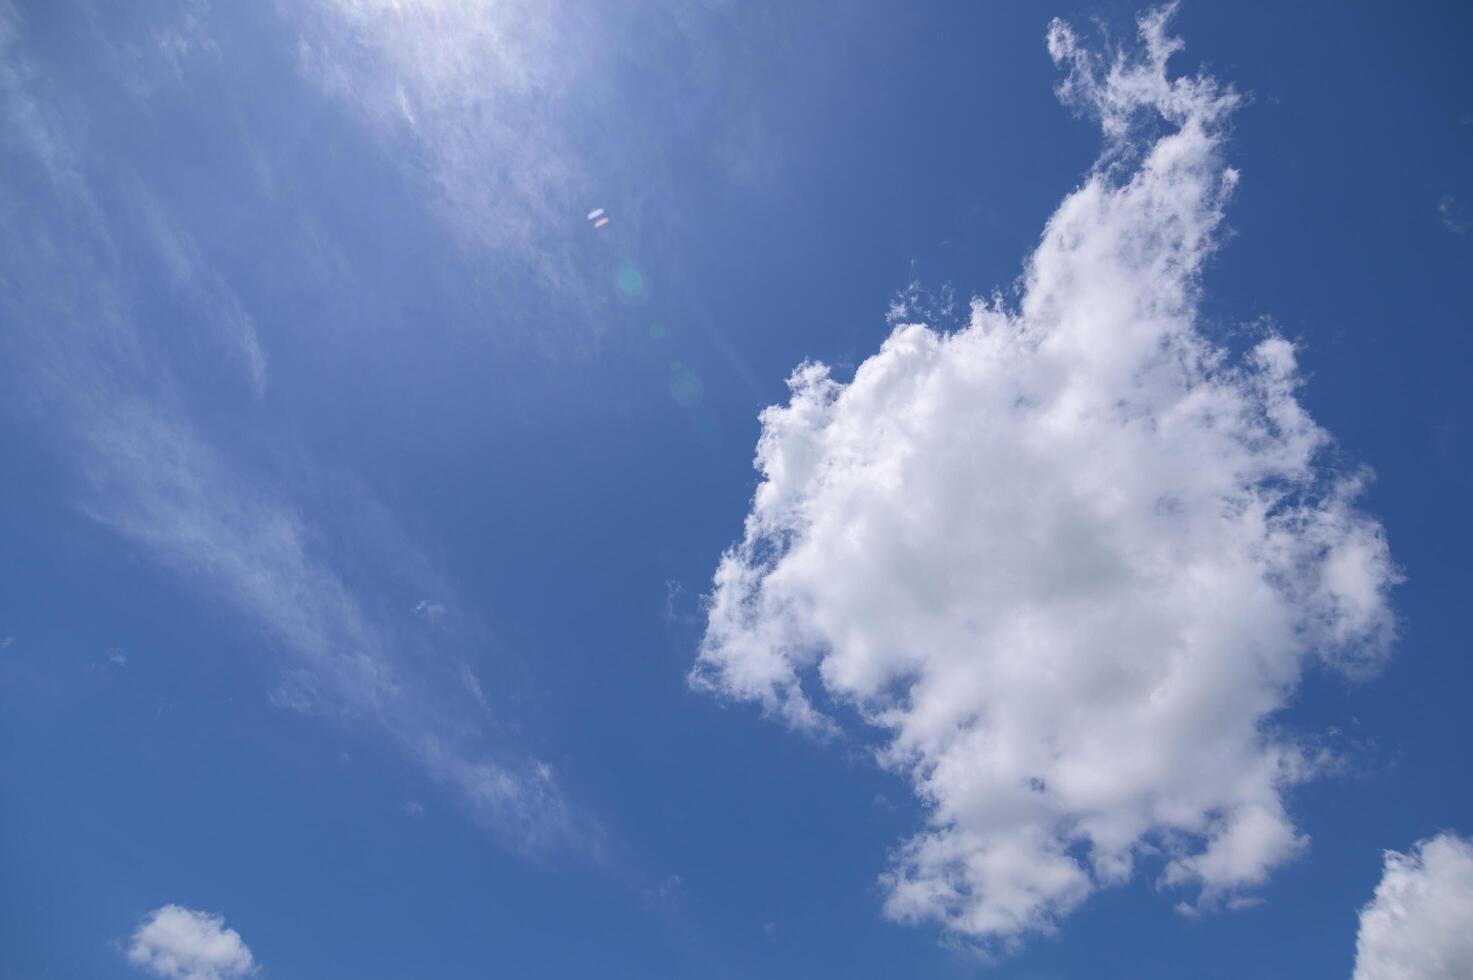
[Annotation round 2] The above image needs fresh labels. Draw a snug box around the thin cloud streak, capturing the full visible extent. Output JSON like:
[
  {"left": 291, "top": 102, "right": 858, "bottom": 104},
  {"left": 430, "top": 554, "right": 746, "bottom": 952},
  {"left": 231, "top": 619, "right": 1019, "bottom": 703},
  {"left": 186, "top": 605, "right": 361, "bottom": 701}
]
[
  {"left": 0, "top": 0, "right": 597, "bottom": 860},
  {"left": 286, "top": 0, "right": 597, "bottom": 288}
]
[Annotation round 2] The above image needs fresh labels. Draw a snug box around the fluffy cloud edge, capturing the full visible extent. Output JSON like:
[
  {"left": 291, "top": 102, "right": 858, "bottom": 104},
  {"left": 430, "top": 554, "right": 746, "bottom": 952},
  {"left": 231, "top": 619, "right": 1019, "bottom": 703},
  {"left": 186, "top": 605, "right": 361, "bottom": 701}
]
[
  {"left": 1353, "top": 833, "right": 1473, "bottom": 980},
  {"left": 127, "top": 905, "right": 257, "bottom": 980}
]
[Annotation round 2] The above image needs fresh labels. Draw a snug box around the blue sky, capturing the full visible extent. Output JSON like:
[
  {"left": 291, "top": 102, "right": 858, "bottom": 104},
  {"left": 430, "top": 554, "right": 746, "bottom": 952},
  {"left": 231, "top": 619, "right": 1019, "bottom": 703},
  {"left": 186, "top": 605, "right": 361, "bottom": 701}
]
[{"left": 2, "top": 1, "right": 1471, "bottom": 978}]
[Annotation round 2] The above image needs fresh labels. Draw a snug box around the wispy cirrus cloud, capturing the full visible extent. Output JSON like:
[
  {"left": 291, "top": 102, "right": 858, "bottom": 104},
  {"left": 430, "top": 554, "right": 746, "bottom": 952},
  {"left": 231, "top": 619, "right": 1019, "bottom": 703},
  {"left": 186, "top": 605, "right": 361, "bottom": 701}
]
[
  {"left": 694, "top": 5, "right": 1396, "bottom": 954},
  {"left": 279, "top": 0, "right": 791, "bottom": 312},
  {"left": 0, "top": 0, "right": 596, "bottom": 859},
  {"left": 133, "top": 188, "right": 268, "bottom": 398},
  {"left": 286, "top": 0, "right": 599, "bottom": 285}
]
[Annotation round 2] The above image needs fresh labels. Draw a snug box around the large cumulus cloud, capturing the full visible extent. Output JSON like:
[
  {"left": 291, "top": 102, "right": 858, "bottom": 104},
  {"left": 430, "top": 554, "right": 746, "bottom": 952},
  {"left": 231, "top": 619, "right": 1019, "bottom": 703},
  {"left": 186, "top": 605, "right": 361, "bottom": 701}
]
[{"left": 693, "top": 5, "right": 1396, "bottom": 951}]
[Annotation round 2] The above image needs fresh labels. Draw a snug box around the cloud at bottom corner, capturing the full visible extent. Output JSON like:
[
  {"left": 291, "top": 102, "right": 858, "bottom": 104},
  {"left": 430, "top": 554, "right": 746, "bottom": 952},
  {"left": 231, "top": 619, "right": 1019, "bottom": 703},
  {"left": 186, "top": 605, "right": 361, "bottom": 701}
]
[
  {"left": 1353, "top": 833, "right": 1473, "bottom": 980},
  {"left": 127, "top": 905, "right": 258, "bottom": 980}
]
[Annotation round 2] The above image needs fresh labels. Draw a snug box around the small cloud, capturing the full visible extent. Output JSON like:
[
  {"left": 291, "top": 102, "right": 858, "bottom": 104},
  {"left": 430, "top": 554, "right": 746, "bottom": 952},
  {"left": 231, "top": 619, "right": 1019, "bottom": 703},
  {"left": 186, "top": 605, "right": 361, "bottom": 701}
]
[
  {"left": 268, "top": 671, "right": 320, "bottom": 715},
  {"left": 413, "top": 599, "right": 446, "bottom": 620},
  {"left": 87, "top": 647, "right": 129, "bottom": 676},
  {"left": 394, "top": 83, "right": 416, "bottom": 127},
  {"left": 1439, "top": 195, "right": 1469, "bottom": 234},
  {"left": 0, "top": 636, "right": 12, "bottom": 650},
  {"left": 405, "top": 800, "right": 426, "bottom": 818},
  {"left": 763, "top": 921, "right": 779, "bottom": 936},
  {"left": 662, "top": 580, "right": 698, "bottom": 626},
  {"left": 126, "top": 904, "right": 257, "bottom": 980},
  {"left": 885, "top": 279, "right": 959, "bottom": 328},
  {"left": 457, "top": 661, "right": 487, "bottom": 706},
  {"left": 642, "top": 873, "right": 684, "bottom": 907}
]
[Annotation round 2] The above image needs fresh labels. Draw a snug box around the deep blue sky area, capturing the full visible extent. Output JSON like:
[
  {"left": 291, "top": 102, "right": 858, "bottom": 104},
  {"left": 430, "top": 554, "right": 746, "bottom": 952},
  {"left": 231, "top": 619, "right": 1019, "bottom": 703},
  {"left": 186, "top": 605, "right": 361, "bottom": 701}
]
[{"left": 2, "top": 2, "right": 1471, "bottom": 978}]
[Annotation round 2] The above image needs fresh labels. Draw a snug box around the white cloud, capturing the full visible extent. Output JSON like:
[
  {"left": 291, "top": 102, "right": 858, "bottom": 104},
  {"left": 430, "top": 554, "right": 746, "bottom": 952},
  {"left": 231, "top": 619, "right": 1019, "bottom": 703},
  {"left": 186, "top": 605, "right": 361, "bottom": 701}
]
[
  {"left": 693, "top": 5, "right": 1396, "bottom": 952},
  {"left": 457, "top": 660, "right": 487, "bottom": 706},
  {"left": 414, "top": 599, "right": 447, "bottom": 620},
  {"left": 127, "top": 905, "right": 257, "bottom": 980},
  {"left": 643, "top": 872, "right": 684, "bottom": 906},
  {"left": 1439, "top": 195, "right": 1469, "bottom": 235},
  {"left": 1354, "top": 833, "right": 1473, "bottom": 980}
]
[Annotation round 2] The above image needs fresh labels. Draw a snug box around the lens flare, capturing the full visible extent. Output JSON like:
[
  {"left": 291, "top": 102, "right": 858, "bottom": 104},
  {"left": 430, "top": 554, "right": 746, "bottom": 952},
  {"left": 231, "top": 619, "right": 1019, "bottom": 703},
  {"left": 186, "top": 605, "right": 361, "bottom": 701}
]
[
  {"left": 616, "top": 264, "right": 645, "bottom": 298},
  {"left": 669, "top": 362, "right": 704, "bottom": 407}
]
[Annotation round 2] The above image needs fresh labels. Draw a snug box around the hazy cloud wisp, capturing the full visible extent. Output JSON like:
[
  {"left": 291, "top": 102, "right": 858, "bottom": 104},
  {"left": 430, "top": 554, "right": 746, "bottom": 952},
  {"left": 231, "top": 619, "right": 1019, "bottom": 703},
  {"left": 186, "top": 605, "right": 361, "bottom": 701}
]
[{"left": 0, "top": 0, "right": 591, "bottom": 859}]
